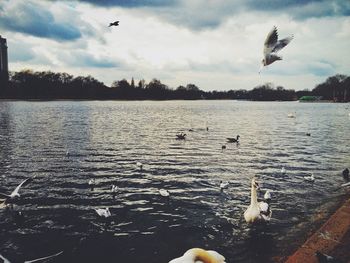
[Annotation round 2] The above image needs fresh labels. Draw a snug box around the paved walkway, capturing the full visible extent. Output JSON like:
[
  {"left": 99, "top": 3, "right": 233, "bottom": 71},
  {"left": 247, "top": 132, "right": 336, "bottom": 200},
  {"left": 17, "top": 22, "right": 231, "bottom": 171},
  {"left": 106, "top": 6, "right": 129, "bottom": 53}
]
[{"left": 285, "top": 198, "right": 350, "bottom": 263}]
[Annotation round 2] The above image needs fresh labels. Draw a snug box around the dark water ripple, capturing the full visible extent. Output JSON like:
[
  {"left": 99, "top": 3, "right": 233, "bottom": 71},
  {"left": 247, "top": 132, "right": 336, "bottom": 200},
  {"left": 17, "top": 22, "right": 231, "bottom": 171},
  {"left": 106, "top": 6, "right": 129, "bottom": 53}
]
[{"left": 0, "top": 101, "right": 349, "bottom": 263}]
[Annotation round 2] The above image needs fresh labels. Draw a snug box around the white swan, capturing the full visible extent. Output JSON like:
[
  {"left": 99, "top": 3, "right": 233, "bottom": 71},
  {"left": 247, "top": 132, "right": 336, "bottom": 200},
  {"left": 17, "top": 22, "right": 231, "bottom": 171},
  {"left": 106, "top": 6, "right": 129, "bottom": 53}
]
[
  {"left": 95, "top": 207, "right": 111, "bottom": 218},
  {"left": 159, "top": 189, "right": 170, "bottom": 197},
  {"left": 169, "top": 248, "right": 226, "bottom": 263},
  {"left": 244, "top": 178, "right": 272, "bottom": 223},
  {"left": 303, "top": 173, "right": 315, "bottom": 182}
]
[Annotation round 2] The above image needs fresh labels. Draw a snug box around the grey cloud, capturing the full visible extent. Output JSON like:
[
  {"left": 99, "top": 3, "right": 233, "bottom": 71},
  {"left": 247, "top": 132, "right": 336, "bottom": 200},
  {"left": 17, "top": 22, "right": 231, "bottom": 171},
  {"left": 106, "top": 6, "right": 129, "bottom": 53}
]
[
  {"left": 148, "top": 0, "right": 350, "bottom": 30},
  {"left": 7, "top": 40, "right": 35, "bottom": 62},
  {"left": 264, "top": 60, "right": 336, "bottom": 77},
  {"left": 0, "top": 0, "right": 81, "bottom": 41},
  {"left": 63, "top": 51, "right": 119, "bottom": 68},
  {"left": 78, "top": 0, "right": 175, "bottom": 7}
]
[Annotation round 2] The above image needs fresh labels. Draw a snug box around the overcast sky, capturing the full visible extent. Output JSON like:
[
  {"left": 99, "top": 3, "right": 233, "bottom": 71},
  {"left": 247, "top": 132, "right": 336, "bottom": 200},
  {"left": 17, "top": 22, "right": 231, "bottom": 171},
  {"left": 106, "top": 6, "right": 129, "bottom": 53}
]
[{"left": 0, "top": 0, "right": 349, "bottom": 91}]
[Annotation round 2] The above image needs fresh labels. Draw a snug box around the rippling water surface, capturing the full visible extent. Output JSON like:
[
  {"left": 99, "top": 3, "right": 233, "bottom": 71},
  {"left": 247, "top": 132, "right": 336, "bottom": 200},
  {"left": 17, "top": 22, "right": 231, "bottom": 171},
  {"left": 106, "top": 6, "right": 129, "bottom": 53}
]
[{"left": 0, "top": 100, "right": 349, "bottom": 263}]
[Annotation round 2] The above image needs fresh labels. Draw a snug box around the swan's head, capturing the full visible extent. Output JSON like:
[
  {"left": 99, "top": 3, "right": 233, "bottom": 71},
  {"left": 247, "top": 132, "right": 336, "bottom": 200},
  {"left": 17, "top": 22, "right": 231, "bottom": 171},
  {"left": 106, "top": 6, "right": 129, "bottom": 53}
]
[
  {"left": 169, "top": 248, "right": 226, "bottom": 263},
  {"left": 251, "top": 178, "right": 260, "bottom": 191}
]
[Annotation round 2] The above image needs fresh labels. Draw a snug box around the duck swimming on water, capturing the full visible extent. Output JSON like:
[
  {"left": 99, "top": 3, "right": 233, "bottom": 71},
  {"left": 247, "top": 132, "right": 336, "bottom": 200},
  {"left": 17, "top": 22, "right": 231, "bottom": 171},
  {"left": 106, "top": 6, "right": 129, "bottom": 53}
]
[
  {"left": 176, "top": 133, "right": 186, "bottom": 140},
  {"left": 226, "top": 135, "right": 240, "bottom": 143}
]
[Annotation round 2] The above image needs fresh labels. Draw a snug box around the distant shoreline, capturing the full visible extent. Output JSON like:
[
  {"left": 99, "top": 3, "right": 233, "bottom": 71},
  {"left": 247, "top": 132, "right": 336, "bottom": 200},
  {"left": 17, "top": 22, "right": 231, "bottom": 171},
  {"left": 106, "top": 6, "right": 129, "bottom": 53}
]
[
  {"left": 1, "top": 70, "right": 348, "bottom": 102},
  {"left": 0, "top": 98, "right": 347, "bottom": 103}
]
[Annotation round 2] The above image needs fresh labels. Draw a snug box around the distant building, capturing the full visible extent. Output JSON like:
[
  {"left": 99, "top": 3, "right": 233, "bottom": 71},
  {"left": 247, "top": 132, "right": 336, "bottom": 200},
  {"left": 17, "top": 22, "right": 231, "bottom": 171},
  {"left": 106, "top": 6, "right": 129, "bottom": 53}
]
[{"left": 0, "top": 35, "right": 9, "bottom": 88}]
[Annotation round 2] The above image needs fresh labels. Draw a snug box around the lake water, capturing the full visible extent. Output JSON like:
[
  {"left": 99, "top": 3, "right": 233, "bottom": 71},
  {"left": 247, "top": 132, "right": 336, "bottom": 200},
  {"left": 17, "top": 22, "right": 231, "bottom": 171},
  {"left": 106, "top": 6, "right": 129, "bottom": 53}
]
[{"left": 0, "top": 100, "right": 349, "bottom": 263}]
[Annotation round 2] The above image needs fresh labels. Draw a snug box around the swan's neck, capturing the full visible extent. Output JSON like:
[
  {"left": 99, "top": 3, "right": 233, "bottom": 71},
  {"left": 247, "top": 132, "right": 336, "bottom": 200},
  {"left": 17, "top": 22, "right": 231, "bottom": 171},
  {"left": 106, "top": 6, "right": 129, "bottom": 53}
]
[{"left": 250, "top": 185, "right": 258, "bottom": 206}]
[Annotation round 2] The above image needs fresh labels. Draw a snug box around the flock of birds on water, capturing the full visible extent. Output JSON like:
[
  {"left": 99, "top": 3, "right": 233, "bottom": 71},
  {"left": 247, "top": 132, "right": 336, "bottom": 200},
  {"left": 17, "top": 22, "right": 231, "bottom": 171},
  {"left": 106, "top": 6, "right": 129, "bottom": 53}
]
[
  {"left": 1, "top": 120, "right": 349, "bottom": 262},
  {"left": 0, "top": 24, "right": 349, "bottom": 263}
]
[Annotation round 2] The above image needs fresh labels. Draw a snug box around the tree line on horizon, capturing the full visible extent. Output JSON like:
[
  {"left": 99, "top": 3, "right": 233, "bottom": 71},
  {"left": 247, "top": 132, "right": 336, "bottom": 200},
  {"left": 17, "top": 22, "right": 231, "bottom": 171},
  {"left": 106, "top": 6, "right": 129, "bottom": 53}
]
[{"left": 0, "top": 69, "right": 349, "bottom": 102}]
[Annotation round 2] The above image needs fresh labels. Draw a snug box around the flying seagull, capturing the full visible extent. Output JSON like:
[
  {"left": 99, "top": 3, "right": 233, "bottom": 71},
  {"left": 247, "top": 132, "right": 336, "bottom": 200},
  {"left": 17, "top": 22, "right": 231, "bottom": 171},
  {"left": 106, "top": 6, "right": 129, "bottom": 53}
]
[
  {"left": 0, "top": 179, "right": 29, "bottom": 200},
  {"left": 109, "top": 21, "right": 119, "bottom": 27},
  {"left": 259, "top": 26, "right": 293, "bottom": 73},
  {"left": 0, "top": 251, "right": 63, "bottom": 263}
]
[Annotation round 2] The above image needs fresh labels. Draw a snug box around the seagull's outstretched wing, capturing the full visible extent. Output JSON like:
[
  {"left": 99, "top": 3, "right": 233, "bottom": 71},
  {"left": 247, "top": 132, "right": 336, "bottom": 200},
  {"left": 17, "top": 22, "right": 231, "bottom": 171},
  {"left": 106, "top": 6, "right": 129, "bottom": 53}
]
[
  {"left": 11, "top": 179, "right": 29, "bottom": 196},
  {"left": 0, "top": 254, "right": 11, "bottom": 263},
  {"left": 25, "top": 251, "right": 63, "bottom": 263},
  {"left": 272, "top": 35, "right": 293, "bottom": 53},
  {"left": 264, "top": 26, "right": 278, "bottom": 49}
]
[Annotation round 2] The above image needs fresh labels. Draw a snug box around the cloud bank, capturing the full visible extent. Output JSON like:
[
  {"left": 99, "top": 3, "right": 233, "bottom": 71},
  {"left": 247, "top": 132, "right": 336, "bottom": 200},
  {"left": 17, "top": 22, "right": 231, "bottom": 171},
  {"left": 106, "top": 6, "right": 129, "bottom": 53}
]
[{"left": 1, "top": 0, "right": 349, "bottom": 91}]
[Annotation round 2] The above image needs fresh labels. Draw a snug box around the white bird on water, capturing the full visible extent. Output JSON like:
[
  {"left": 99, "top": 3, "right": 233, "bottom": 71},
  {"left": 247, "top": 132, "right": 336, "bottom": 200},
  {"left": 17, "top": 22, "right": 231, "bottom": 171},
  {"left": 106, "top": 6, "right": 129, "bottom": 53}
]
[
  {"left": 304, "top": 173, "right": 315, "bottom": 182},
  {"left": 136, "top": 162, "right": 143, "bottom": 171},
  {"left": 259, "top": 26, "right": 293, "bottom": 73},
  {"left": 169, "top": 248, "right": 226, "bottom": 263},
  {"left": 0, "top": 179, "right": 29, "bottom": 200},
  {"left": 95, "top": 207, "right": 111, "bottom": 218},
  {"left": 88, "top": 179, "right": 95, "bottom": 186},
  {"left": 88, "top": 179, "right": 95, "bottom": 191},
  {"left": 264, "top": 190, "right": 272, "bottom": 201},
  {"left": 111, "top": 184, "right": 118, "bottom": 193},
  {"left": 159, "top": 189, "right": 170, "bottom": 197},
  {"left": 219, "top": 181, "right": 229, "bottom": 190},
  {"left": 287, "top": 112, "right": 296, "bottom": 118},
  {"left": 0, "top": 251, "right": 63, "bottom": 263},
  {"left": 281, "top": 167, "right": 286, "bottom": 174}
]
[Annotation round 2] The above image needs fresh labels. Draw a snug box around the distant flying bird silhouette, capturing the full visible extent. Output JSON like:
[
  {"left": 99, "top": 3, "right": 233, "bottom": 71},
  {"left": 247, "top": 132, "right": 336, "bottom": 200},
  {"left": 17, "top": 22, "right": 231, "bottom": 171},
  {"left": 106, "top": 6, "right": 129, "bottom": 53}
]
[
  {"left": 259, "top": 26, "right": 293, "bottom": 73},
  {"left": 109, "top": 21, "right": 119, "bottom": 27}
]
